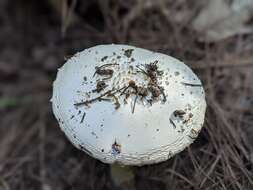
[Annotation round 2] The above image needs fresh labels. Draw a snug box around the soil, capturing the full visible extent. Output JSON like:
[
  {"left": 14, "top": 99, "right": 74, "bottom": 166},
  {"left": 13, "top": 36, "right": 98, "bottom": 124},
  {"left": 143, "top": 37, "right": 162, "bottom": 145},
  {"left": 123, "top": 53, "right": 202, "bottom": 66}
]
[{"left": 0, "top": 0, "right": 253, "bottom": 190}]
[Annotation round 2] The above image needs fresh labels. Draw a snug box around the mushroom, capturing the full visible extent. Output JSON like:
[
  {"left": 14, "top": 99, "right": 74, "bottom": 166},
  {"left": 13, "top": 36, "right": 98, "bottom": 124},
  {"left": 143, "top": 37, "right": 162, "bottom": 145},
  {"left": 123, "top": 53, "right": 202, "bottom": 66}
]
[{"left": 51, "top": 44, "right": 206, "bottom": 188}]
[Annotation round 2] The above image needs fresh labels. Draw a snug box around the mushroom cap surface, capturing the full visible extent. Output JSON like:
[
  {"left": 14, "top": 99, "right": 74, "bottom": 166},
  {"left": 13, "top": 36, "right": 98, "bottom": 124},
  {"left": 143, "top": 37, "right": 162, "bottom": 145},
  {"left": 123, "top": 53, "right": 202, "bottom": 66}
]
[{"left": 51, "top": 44, "right": 206, "bottom": 166}]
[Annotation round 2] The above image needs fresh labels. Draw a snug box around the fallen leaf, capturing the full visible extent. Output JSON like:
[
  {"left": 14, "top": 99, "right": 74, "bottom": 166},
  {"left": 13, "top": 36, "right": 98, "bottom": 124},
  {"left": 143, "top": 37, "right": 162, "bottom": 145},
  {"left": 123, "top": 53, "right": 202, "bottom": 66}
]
[{"left": 192, "top": 0, "right": 253, "bottom": 42}]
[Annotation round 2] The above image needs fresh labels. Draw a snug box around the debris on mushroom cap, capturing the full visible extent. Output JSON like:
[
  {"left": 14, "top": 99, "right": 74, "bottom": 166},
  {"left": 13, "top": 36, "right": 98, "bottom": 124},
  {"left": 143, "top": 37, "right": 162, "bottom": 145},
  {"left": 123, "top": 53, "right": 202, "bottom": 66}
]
[{"left": 51, "top": 44, "right": 206, "bottom": 166}]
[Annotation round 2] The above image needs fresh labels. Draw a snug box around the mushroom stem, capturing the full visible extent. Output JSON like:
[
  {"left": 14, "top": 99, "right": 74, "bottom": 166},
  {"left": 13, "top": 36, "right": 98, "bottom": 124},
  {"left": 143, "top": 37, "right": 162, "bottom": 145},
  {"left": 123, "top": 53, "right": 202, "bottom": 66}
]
[{"left": 110, "top": 164, "right": 136, "bottom": 190}]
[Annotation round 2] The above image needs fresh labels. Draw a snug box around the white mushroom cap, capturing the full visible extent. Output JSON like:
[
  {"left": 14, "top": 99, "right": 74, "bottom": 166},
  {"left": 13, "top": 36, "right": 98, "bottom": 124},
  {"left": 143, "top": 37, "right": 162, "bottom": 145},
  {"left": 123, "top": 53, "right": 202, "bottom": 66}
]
[{"left": 51, "top": 44, "right": 206, "bottom": 166}]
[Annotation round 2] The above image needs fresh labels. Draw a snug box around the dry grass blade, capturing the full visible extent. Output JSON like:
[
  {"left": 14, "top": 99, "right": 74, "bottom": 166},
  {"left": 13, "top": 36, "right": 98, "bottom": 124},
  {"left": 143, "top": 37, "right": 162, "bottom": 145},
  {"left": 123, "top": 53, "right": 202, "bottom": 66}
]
[
  {"left": 0, "top": 0, "right": 253, "bottom": 189},
  {"left": 0, "top": 178, "right": 10, "bottom": 190},
  {"left": 61, "top": 0, "right": 77, "bottom": 36},
  {"left": 200, "top": 153, "right": 221, "bottom": 188},
  {"left": 166, "top": 169, "right": 195, "bottom": 187},
  {"left": 189, "top": 56, "right": 253, "bottom": 69}
]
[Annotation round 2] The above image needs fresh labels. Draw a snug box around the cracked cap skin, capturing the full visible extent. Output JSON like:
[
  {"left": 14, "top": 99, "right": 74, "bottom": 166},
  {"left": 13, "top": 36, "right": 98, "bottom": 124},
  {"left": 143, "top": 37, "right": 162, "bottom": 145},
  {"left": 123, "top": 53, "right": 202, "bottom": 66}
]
[{"left": 51, "top": 44, "right": 206, "bottom": 166}]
